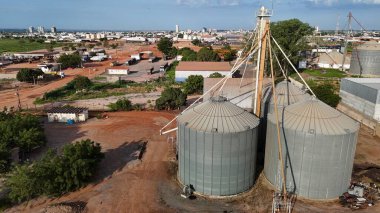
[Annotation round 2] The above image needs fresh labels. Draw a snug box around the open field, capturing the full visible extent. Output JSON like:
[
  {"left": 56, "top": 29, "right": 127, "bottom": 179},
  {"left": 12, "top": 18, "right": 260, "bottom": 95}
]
[
  {"left": 3, "top": 111, "right": 379, "bottom": 213},
  {"left": 0, "top": 39, "right": 64, "bottom": 53}
]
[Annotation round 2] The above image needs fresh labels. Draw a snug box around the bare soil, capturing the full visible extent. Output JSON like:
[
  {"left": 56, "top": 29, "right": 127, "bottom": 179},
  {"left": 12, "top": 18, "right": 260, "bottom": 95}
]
[{"left": 4, "top": 112, "right": 380, "bottom": 213}]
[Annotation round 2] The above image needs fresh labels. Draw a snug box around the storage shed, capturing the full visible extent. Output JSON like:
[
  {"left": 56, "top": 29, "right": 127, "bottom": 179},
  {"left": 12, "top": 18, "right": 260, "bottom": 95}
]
[
  {"left": 47, "top": 107, "right": 88, "bottom": 123},
  {"left": 264, "top": 99, "right": 359, "bottom": 199},
  {"left": 177, "top": 96, "right": 260, "bottom": 196}
]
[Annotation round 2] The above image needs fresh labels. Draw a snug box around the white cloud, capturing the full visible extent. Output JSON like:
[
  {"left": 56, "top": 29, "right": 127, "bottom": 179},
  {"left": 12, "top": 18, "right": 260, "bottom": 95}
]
[{"left": 352, "top": 0, "right": 380, "bottom": 4}]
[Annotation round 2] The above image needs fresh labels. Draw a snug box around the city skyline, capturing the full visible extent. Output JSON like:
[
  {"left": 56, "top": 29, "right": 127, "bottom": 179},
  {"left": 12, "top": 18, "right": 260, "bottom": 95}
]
[{"left": 0, "top": 0, "right": 380, "bottom": 30}]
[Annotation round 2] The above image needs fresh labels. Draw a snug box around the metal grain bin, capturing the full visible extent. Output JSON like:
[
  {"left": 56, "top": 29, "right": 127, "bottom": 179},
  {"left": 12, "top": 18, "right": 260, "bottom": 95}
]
[
  {"left": 267, "top": 80, "right": 311, "bottom": 114},
  {"left": 350, "top": 41, "right": 380, "bottom": 76},
  {"left": 177, "top": 96, "right": 260, "bottom": 196},
  {"left": 264, "top": 99, "right": 359, "bottom": 199}
]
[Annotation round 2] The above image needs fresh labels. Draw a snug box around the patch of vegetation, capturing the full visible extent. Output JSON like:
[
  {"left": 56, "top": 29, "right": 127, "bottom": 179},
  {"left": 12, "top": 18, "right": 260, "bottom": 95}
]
[
  {"left": 165, "top": 61, "right": 178, "bottom": 82},
  {"left": 0, "top": 109, "right": 45, "bottom": 173},
  {"left": 155, "top": 87, "right": 187, "bottom": 110},
  {"left": 16, "top": 68, "right": 44, "bottom": 83},
  {"left": 5, "top": 139, "right": 104, "bottom": 203},
  {"left": 310, "top": 81, "right": 341, "bottom": 107},
  {"left": 183, "top": 75, "right": 204, "bottom": 94},
  {"left": 108, "top": 98, "right": 133, "bottom": 111},
  {"left": 292, "top": 68, "right": 347, "bottom": 78},
  {"left": 208, "top": 72, "right": 224, "bottom": 78},
  {"left": 57, "top": 53, "right": 82, "bottom": 69},
  {"left": 0, "top": 38, "right": 64, "bottom": 53}
]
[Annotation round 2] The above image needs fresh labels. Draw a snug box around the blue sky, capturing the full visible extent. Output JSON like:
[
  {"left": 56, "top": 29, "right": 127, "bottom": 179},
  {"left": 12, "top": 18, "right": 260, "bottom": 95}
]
[{"left": 0, "top": 0, "right": 379, "bottom": 31}]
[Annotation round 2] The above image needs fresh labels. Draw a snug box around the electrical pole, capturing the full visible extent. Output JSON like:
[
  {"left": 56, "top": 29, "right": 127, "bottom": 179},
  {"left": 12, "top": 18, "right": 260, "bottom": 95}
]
[{"left": 15, "top": 87, "right": 21, "bottom": 111}]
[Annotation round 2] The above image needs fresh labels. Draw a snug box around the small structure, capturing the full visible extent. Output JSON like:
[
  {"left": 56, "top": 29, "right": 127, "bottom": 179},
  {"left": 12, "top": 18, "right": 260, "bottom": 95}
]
[
  {"left": 175, "top": 61, "right": 231, "bottom": 82},
  {"left": 37, "top": 63, "right": 61, "bottom": 74},
  {"left": 340, "top": 78, "right": 380, "bottom": 122},
  {"left": 107, "top": 67, "right": 129, "bottom": 75},
  {"left": 47, "top": 107, "right": 88, "bottom": 123},
  {"left": 316, "top": 51, "right": 350, "bottom": 70}
]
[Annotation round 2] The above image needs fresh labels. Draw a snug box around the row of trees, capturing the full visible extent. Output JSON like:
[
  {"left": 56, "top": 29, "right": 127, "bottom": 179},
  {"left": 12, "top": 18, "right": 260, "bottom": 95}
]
[
  {"left": 6, "top": 139, "right": 104, "bottom": 203},
  {"left": 157, "top": 37, "right": 236, "bottom": 62},
  {"left": 0, "top": 110, "right": 46, "bottom": 173}
]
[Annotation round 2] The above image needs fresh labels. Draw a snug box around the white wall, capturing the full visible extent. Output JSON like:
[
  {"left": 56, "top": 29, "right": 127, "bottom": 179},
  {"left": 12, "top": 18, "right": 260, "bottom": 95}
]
[
  {"left": 175, "top": 70, "right": 231, "bottom": 82},
  {"left": 108, "top": 69, "right": 129, "bottom": 75},
  {"left": 340, "top": 90, "right": 379, "bottom": 121},
  {"left": 47, "top": 111, "right": 88, "bottom": 123}
]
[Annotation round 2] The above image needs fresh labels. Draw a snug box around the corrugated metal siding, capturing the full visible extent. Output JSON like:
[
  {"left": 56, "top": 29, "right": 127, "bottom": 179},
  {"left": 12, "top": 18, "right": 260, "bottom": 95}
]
[
  {"left": 177, "top": 98, "right": 259, "bottom": 196},
  {"left": 341, "top": 78, "right": 378, "bottom": 104},
  {"left": 350, "top": 49, "right": 380, "bottom": 76},
  {"left": 267, "top": 80, "right": 311, "bottom": 114},
  {"left": 264, "top": 99, "right": 359, "bottom": 199}
]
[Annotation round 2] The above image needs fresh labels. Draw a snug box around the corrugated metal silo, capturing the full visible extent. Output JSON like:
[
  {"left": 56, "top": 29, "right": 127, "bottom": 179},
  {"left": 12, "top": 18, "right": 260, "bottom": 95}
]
[
  {"left": 350, "top": 41, "right": 380, "bottom": 76},
  {"left": 267, "top": 80, "right": 311, "bottom": 114},
  {"left": 264, "top": 99, "right": 359, "bottom": 199},
  {"left": 177, "top": 96, "right": 260, "bottom": 196}
]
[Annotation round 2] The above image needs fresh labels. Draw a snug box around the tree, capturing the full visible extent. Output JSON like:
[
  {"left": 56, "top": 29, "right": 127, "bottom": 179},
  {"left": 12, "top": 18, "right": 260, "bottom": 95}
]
[
  {"left": 157, "top": 37, "right": 174, "bottom": 56},
  {"left": 183, "top": 75, "right": 204, "bottom": 94},
  {"left": 57, "top": 53, "right": 82, "bottom": 69},
  {"left": 270, "top": 19, "right": 314, "bottom": 72},
  {"left": 6, "top": 140, "right": 104, "bottom": 202},
  {"left": 155, "top": 87, "right": 187, "bottom": 110},
  {"left": 62, "top": 46, "right": 70, "bottom": 51},
  {"left": 191, "top": 39, "right": 202, "bottom": 46},
  {"left": 311, "top": 82, "right": 341, "bottom": 107},
  {"left": 178, "top": 47, "right": 197, "bottom": 61},
  {"left": 71, "top": 76, "right": 92, "bottom": 91},
  {"left": 16, "top": 69, "right": 44, "bottom": 83},
  {"left": 110, "top": 43, "right": 118, "bottom": 49},
  {"left": 209, "top": 72, "right": 224, "bottom": 78},
  {"left": 108, "top": 98, "right": 133, "bottom": 111},
  {"left": 46, "top": 44, "right": 54, "bottom": 52},
  {"left": 197, "top": 47, "right": 221, "bottom": 61}
]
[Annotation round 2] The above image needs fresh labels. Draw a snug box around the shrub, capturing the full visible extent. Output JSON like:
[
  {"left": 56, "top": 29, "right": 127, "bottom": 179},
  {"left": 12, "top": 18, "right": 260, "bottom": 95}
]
[
  {"left": 184, "top": 75, "right": 204, "bottom": 94},
  {"left": 155, "top": 87, "right": 187, "bottom": 110},
  {"left": 16, "top": 69, "right": 44, "bottom": 83},
  {"left": 108, "top": 98, "right": 133, "bottom": 111},
  {"left": 57, "top": 53, "right": 82, "bottom": 69},
  {"left": 311, "top": 82, "right": 341, "bottom": 107}
]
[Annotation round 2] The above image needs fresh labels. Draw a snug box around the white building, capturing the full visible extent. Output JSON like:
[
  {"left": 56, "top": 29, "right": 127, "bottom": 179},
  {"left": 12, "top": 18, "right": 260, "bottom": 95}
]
[
  {"left": 51, "top": 26, "right": 57, "bottom": 33},
  {"left": 37, "top": 63, "right": 61, "bottom": 74},
  {"left": 47, "top": 107, "right": 88, "bottom": 123},
  {"left": 316, "top": 51, "right": 350, "bottom": 70},
  {"left": 28, "top": 26, "right": 34, "bottom": 34},
  {"left": 176, "top": 24, "right": 180, "bottom": 33},
  {"left": 175, "top": 62, "right": 231, "bottom": 82},
  {"left": 107, "top": 67, "right": 129, "bottom": 75}
]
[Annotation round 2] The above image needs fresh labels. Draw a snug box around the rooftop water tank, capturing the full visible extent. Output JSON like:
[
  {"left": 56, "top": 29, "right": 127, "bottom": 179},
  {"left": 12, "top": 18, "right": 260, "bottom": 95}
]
[
  {"left": 177, "top": 96, "right": 260, "bottom": 196},
  {"left": 264, "top": 99, "right": 359, "bottom": 199}
]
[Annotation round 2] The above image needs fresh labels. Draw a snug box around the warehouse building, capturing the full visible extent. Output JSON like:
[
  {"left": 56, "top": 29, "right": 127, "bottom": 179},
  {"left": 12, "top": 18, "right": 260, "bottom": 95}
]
[
  {"left": 340, "top": 78, "right": 380, "bottom": 122},
  {"left": 175, "top": 62, "right": 231, "bottom": 82},
  {"left": 47, "top": 107, "right": 88, "bottom": 123},
  {"left": 350, "top": 41, "right": 380, "bottom": 76}
]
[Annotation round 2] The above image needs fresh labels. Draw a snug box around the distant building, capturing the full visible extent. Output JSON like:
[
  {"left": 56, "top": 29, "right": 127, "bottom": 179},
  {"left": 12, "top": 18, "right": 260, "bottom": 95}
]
[
  {"left": 37, "top": 26, "right": 45, "bottom": 34},
  {"left": 176, "top": 24, "right": 180, "bottom": 33},
  {"left": 51, "top": 26, "right": 57, "bottom": 33},
  {"left": 47, "top": 107, "right": 88, "bottom": 123},
  {"left": 28, "top": 26, "right": 34, "bottom": 34},
  {"left": 175, "top": 61, "right": 231, "bottom": 82}
]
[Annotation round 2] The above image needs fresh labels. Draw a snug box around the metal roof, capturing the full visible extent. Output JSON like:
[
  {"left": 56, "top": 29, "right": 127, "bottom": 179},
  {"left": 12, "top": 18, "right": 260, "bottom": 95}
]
[
  {"left": 46, "top": 107, "right": 88, "bottom": 114},
  {"left": 176, "top": 62, "right": 232, "bottom": 72},
  {"left": 270, "top": 80, "right": 311, "bottom": 108},
  {"left": 177, "top": 96, "right": 260, "bottom": 133},
  {"left": 357, "top": 41, "right": 380, "bottom": 51},
  {"left": 269, "top": 99, "right": 359, "bottom": 135}
]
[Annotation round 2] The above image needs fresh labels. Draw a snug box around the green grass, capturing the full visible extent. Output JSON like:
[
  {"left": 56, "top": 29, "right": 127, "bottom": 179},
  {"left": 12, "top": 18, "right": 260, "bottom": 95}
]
[
  {"left": 291, "top": 68, "right": 347, "bottom": 79},
  {"left": 0, "top": 39, "right": 64, "bottom": 53}
]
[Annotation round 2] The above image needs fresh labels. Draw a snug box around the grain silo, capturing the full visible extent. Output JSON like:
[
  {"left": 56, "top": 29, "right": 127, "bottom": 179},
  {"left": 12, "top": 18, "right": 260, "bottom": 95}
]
[
  {"left": 350, "top": 41, "right": 380, "bottom": 76},
  {"left": 177, "top": 96, "right": 260, "bottom": 196},
  {"left": 266, "top": 80, "right": 311, "bottom": 114},
  {"left": 264, "top": 99, "right": 359, "bottom": 199}
]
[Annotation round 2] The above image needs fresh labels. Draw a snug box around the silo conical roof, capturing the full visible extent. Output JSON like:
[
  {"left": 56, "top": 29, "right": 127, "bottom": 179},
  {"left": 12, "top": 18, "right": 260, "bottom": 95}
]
[
  {"left": 276, "top": 98, "right": 359, "bottom": 135},
  {"left": 178, "top": 96, "right": 260, "bottom": 133},
  {"left": 270, "top": 80, "right": 311, "bottom": 109}
]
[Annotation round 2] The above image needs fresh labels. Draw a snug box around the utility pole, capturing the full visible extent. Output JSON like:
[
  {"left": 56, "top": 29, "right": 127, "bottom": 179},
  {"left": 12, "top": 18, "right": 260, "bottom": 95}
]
[
  {"left": 254, "top": 6, "right": 272, "bottom": 117},
  {"left": 342, "top": 12, "right": 352, "bottom": 72}
]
